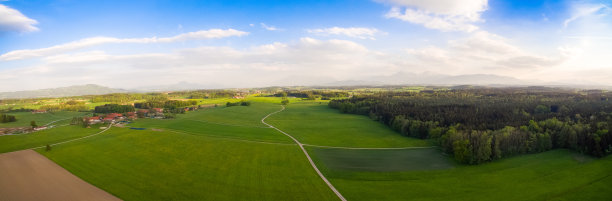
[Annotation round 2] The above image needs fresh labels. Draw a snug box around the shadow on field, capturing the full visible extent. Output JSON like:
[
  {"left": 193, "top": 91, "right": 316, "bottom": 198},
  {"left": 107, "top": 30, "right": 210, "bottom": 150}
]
[{"left": 310, "top": 147, "right": 454, "bottom": 172}]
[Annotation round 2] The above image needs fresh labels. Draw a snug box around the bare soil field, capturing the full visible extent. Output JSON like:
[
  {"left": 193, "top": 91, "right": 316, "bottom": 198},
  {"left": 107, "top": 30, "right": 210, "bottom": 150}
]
[{"left": 0, "top": 150, "right": 120, "bottom": 201}]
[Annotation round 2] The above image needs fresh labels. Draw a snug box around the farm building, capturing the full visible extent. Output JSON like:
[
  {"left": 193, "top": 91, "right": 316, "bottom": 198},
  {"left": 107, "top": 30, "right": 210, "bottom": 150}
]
[{"left": 31, "top": 110, "right": 47, "bottom": 114}]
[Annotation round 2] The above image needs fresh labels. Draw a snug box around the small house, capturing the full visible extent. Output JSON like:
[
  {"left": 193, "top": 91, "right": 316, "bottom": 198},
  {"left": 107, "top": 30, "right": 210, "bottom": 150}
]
[{"left": 31, "top": 110, "right": 47, "bottom": 114}]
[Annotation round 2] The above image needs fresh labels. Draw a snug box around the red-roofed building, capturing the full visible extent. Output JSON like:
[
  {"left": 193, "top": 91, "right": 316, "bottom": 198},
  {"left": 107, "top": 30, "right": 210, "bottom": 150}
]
[
  {"left": 106, "top": 113, "right": 123, "bottom": 118},
  {"left": 153, "top": 108, "right": 163, "bottom": 113},
  {"left": 126, "top": 112, "right": 137, "bottom": 119},
  {"left": 102, "top": 117, "right": 115, "bottom": 123},
  {"left": 84, "top": 116, "right": 102, "bottom": 124},
  {"left": 31, "top": 110, "right": 47, "bottom": 114}
]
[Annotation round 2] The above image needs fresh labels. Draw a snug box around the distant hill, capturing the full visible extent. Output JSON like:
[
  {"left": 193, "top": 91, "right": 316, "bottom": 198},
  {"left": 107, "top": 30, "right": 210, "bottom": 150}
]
[
  {"left": 0, "top": 84, "right": 128, "bottom": 100},
  {"left": 130, "top": 81, "right": 226, "bottom": 92},
  {"left": 335, "top": 72, "right": 531, "bottom": 86}
]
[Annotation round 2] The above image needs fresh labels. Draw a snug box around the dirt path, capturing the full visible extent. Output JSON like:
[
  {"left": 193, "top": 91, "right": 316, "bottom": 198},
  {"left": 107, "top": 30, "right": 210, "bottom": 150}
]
[
  {"left": 0, "top": 150, "right": 121, "bottom": 201},
  {"left": 30, "top": 124, "right": 112, "bottom": 150},
  {"left": 261, "top": 105, "right": 347, "bottom": 201}
]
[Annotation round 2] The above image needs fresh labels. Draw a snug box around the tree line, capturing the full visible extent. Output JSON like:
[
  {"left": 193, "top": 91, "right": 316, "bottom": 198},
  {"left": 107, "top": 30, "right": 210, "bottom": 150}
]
[
  {"left": 0, "top": 114, "right": 17, "bottom": 123},
  {"left": 94, "top": 104, "right": 135, "bottom": 113},
  {"left": 329, "top": 88, "right": 612, "bottom": 164},
  {"left": 169, "top": 90, "right": 239, "bottom": 99},
  {"left": 272, "top": 90, "right": 349, "bottom": 100},
  {"left": 226, "top": 101, "right": 251, "bottom": 107},
  {"left": 134, "top": 100, "right": 198, "bottom": 110}
]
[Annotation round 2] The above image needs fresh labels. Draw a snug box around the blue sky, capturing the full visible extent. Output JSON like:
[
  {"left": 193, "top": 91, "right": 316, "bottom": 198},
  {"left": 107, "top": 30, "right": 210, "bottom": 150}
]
[{"left": 0, "top": 0, "right": 611, "bottom": 91}]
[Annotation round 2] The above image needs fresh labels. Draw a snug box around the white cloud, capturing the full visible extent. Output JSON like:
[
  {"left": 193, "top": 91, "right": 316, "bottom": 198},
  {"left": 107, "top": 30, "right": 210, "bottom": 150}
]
[
  {"left": 307, "top": 27, "right": 384, "bottom": 40},
  {"left": 407, "top": 31, "right": 568, "bottom": 74},
  {"left": 260, "top": 23, "right": 281, "bottom": 31},
  {"left": 0, "top": 28, "right": 248, "bottom": 61},
  {"left": 0, "top": 38, "right": 393, "bottom": 91},
  {"left": 0, "top": 4, "right": 39, "bottom": 33},
  {"left": 379, "top": 0, "right": 488, "bottom": 32},
  {"left": 564, "top": 3, "right": 610, "bottom": 28}
]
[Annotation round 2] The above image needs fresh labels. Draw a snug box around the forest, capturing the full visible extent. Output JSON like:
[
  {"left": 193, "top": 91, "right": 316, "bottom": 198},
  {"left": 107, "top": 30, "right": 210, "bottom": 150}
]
[
  {"left": 134, "top": 100, "right": 198, "bottom": 110},
  {"left": 94, "top": 104, "right": 135, "bottom": 113},
  {"left": 272, "top": 90, "right": 349, "bottom": 100},
  {"left": 329, "top": 87, "right": 612, "bottom": 164}
]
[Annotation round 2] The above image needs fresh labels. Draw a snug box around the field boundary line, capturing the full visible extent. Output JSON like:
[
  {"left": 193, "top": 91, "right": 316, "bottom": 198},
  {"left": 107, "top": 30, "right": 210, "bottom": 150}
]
[
  {"left": 0, "top": 124, "right": 71, "bottom": 136},
  {"left": 302, "top": 144, "right": 438, "bottom": 150},
  {"left": 30, "top": 124, "right": 113, "bottom": 150},
  {"left": 43, "top": 112, "right": 91, "bottom": 127},
  {"left": 184, "top": 119, "right": 272, "bottom": 128},
  {"left": 262, "top": 105, "right": 347, "bottom": 201},
  {"left": 163, "top": 128, "right": 295, "bottom": 146}
]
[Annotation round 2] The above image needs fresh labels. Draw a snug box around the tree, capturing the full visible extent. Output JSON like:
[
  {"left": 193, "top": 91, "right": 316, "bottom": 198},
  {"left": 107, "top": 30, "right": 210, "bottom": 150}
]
[
  {"left": 0, "top": 114, "right": 17, "bottom": 123},
  {"left": 535, "top": 104, "right": 550, "bottom": 114},
  {"left": 30, "top": 120, "right": 37, "bottom": 128},
  {"left": 281, "top": 99, "right": 290, "bottom": 105},
  {"left": 453, "top": 139, "right": 471, "bottom": 164}
]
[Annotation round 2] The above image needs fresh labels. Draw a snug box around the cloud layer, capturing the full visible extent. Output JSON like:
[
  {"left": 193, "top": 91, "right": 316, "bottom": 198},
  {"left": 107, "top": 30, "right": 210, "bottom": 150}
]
[
  {"left": 307, "top": 27, "right": 383, "bottom": 40},
  {"left": 0, "top": 29, "right": 248, "bottom": 61},
  {"left": 564, "top": 3, "right": 610, "bottom": 28},
  {"left": 0, "top": 4, "right": 39, "bottom": 33},
  {"left": 381, "top": 0, "right": 488, "bottom": 32}
]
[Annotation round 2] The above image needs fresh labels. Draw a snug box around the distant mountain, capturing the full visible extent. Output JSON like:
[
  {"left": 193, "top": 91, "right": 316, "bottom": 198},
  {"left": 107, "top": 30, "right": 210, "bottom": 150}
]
[
  {"left": 272, "top": 72, "right": 530, "bottom": 87},
  {"left": 131, "top": 81, "right": 226, "bottom": 92},
  {"left": 361, "top": 72, "right": 530, "bottom": 86},
  {"left": 273, "top": 75, "right": 338, "bottom": 87},
  {"left": 0, "top": 84, "right": 128, "bottom": 100},
  {"left": 440, "top": 74, "right": 526, "bottom": 85},
  {"left": 321, "top": 80, "right": 385, "bottom": 86}
]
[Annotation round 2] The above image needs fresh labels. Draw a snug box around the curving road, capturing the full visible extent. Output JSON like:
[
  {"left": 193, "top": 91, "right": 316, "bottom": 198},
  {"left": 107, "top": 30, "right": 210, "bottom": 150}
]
[{"left": 261, "top": 105, "right": 347, "bottom": 201}]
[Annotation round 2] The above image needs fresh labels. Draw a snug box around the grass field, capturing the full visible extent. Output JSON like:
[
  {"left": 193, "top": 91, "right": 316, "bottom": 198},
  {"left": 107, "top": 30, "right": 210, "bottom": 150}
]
[
  {"left": 313, "top": 149, "right": 612, "bottom": 201},
  {"left": 8, "top": 99, "right": 611, "bottom": 201},
  {"left": 0, "top": 111, "right": 86, "bottom": 128},
  {"left": 0, "top": 125, "right": 102, "bottom": 153},
  {"left": 39, "top": 127, "right": 338, "bottom": 201},
  {"left": 266, "top": 102, "right": 431, "bottom": 148},
  {"left": 309, "top": 147, "right": 454, "bottom": 172},
  {"left": 128, "top": 102, "right": 292, "bottom": 143}
]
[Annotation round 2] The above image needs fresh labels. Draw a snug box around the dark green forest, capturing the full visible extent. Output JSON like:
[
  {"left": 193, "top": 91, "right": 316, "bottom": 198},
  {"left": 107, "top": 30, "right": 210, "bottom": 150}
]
[{"left": 329, "top": 88, "right": 612, "bottom": 164}]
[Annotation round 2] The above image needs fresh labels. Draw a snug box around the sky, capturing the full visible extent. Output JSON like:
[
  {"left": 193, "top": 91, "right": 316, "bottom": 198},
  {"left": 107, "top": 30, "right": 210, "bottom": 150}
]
[{"left": 0, "top": 0, "right": 611, "bottom": 91}]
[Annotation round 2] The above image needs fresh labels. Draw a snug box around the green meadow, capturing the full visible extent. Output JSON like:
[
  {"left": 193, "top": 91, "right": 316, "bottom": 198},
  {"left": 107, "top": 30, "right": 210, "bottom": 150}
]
[
  {"left": 3, "top": 100, "right": 607, "bottom": 201},
  {"left": 0, "top": 125, "right": 102, "bottom": 153},
  {"left": 314, "top": 149, "right": 612, "bottom": 201},
  {"left": 0, "top": 111, "right": 86, "bottom": 128},
  {"left": 39, "top": 128, "right": 338, "bottom": 201},
  {"left": 309, "top": 147, "right": 454, "bottom": 172},
  {"left": 266, "top": 102, "right": 431, "bottom": 148}
]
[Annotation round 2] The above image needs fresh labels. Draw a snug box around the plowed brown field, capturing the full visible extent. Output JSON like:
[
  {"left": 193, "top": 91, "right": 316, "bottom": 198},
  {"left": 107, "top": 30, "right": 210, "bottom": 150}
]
[{"left": 0, "top": 150, "right": 120, "bottom": 201}]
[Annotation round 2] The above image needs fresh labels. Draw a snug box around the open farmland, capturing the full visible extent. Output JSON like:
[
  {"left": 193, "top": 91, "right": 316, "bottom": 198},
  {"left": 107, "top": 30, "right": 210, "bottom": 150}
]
[
  {"left": 0, "top": 125, "right": 103, "bottom": 153},
  {"left": 0, "top": 150, "right": 120, "bottom": 201},
  {"left": 265, "top": 102, "right": 431, "bottom": 148},
  {"left": 312, "top": 149, "right": 612, "bottom": 201},
  {"left": 3, "top": 99, "right": 610, "bottom": 201},
  {"left": 0, "top": 111, "right": 86, "bottom": 128},
  {"left": 39, "top": 127, "right": 338, "bottom": 200}
]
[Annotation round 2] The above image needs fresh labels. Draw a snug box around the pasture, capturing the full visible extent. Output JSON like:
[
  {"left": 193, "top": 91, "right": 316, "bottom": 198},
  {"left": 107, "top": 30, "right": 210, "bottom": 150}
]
[
  {"left": 265, "top": 102, "right": 431, "bottom": 148},
  {"left": 0, "top": 125, "right": 101, "bottom": 153},
  {"left": 309, "top": 147, "right": 454, "bottom": 172},
  {"left": 316, "top": 149, "right": 612, "bottom": 201},
  {"left": 0, "top": 111, "right": 86, "bottom": 128},
  {"left": 39, "top": 127, "right": 338, "bottom": 201},
  {"left": 128, "top": 102, "right": 291, "bottom": 143},
  {"left": 5, "top": 99, "right": 610, "bottom": 201}
]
